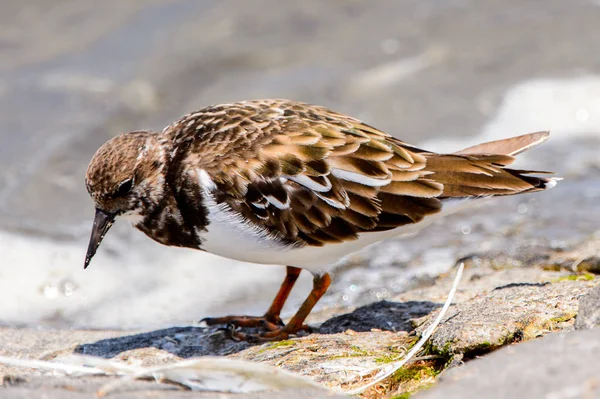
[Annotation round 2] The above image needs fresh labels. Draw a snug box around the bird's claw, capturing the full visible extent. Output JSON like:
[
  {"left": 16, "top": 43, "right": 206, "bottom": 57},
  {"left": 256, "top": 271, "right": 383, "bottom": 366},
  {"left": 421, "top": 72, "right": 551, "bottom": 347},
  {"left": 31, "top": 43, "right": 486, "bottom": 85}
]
[{"left": 201, "top": 315, "right": 311, "bottom": 342}]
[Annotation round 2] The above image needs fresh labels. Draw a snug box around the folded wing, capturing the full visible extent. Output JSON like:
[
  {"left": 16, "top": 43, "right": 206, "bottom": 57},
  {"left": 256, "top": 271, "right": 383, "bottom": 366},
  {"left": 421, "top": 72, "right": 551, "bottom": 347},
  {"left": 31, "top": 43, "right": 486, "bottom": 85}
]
[{"left": 177, "top": 100, "right": 555, "bottom": 247}]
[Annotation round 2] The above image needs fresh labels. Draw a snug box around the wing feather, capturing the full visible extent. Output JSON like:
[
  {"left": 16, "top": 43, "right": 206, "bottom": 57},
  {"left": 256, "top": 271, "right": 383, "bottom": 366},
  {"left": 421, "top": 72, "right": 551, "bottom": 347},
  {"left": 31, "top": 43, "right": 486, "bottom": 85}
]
[{"left": 165, "top": 99, "right": 554, "bottom": 247}]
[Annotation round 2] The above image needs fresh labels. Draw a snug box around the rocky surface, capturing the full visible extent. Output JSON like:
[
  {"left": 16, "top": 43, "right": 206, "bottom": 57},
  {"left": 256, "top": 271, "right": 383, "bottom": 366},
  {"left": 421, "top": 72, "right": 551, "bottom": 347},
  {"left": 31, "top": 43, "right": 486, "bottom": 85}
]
[
  {"left": 575, "top": 284, "right": 600, "bottom": 330},
  {"left": 414, "top": 328, "right": 600, "bottom": 399},
  {"left": 1, "top": 240, "right": 598, "bottom": 398},
  {"left": 0, "top": 377, "right": 342, "bottom": 399}
]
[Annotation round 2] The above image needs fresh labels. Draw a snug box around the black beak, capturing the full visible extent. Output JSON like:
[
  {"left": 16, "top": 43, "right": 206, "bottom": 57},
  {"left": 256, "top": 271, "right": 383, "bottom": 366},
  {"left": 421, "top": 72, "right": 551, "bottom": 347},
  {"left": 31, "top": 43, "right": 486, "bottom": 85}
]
[{"left": 84, "top": 208, "right": 116, "bottom": 269}]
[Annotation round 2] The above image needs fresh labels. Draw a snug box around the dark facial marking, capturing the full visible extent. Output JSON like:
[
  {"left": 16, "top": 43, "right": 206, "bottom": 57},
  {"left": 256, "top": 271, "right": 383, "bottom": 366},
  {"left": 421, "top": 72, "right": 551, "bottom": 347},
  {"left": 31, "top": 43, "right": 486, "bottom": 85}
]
[{"left": 111, "top": 178, "right": 134, "bottom": 199}]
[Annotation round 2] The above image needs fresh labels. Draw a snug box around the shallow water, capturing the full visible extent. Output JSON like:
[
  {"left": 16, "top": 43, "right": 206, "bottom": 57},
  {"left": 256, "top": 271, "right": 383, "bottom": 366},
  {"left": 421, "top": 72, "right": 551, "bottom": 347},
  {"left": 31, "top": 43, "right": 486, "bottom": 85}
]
[{"left": 0, "top": 1, "right": 599, "bottom": 329}]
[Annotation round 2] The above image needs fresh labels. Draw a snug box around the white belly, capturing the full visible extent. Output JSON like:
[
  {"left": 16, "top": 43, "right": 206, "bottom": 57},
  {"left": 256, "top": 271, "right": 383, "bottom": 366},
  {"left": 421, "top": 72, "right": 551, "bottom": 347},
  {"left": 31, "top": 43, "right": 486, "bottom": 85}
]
[
  {"left": 194, "top": 168, "right": 476, "bottom": 274},
  {"left": 197, "top": 196, "right": 474, "bottom": 274},
  {"left": 198, "top": 215, "right": 399, "bottom": 273}
]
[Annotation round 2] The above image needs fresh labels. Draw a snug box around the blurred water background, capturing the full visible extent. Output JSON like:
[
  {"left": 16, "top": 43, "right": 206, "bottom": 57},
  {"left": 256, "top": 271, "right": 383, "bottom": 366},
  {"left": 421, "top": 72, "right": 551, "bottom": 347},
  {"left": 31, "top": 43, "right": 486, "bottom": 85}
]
[{"left": 0, "top": 0, "right": 599, "bottom": 329}]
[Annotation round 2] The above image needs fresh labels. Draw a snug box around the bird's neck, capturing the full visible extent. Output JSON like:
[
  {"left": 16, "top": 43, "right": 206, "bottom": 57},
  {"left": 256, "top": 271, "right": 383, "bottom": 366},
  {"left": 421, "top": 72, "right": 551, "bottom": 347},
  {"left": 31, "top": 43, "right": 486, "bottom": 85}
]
[{"left": 135, "top": 162, "right": 210, "bottom": 249}]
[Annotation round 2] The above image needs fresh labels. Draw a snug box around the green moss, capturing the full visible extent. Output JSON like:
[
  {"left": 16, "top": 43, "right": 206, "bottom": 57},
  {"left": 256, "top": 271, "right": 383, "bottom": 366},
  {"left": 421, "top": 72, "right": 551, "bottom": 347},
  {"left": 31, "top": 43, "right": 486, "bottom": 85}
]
[
  {"left": 267, "top": 339, "right": 296, "bottom": 349},
  {"left": 392, "top": 364, "right": 437, "bottom": 383},
  {"left": 328, "top": 344, "right": 372, "bottom": 360},
  {"left": 329, "top": 353, "right": 363, "bottom": 360},
  {"left": 393, "top": 367, "right": 421, "bottom": 382},
  {"left": 500, "top": 330, "right": 522, "bottom": 345},
  {"left": 373, "top": 338, "right": 425, "bottom": 364},
  {"left": 549, "top": 314, "right": 576, "bottom": 323},
  {"left": 350, "top": 345, "right": 368, "bottom": 356},
  {"left": 375, "top": 353, "right": 403, "bottom": 364},
  {"left": 419, "top": 340, "right": 455, "bottom": 370},
  {"left": 257, "top": 339, "right": 296, "bottom": 354},
  {"left": 545, "top": 312, "right": 577, "bottom": 329},
  {"left": 383, "top": 359, "right": 444, "bottom": 398},
  {"left": 552, "top": 273, "right": 595, "bottom": 283},
  {"left": 392, "top": 382, "right": 436, "bottom": 399},
  {"left": 424, "top": 340, "right": 453, "bottom": 358}
]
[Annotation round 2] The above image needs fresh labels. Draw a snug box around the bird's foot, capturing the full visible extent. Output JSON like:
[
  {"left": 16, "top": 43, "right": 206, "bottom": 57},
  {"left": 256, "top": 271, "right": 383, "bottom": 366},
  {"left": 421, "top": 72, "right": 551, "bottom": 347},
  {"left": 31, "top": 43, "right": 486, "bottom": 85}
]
[
  {"left": 201, "top": 314, "right": 283, "bottom": 331},
  {"left": 222, "top": 323, "right": 312, "bottom": 343},
  {"left": 201, "top": 315, "right": 311, "bottom": 342}
]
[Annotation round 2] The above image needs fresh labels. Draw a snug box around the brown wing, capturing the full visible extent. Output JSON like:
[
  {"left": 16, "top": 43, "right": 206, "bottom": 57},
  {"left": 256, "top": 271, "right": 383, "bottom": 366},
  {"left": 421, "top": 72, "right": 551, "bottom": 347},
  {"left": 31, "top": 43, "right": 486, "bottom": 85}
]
[{"left": 166, "top": 99, "right": 553, "bottom": 247}]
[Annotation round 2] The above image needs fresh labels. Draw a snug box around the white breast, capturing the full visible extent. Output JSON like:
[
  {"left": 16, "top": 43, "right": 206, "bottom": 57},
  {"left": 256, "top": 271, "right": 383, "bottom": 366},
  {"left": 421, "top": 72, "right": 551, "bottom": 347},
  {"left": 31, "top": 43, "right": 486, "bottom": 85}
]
[
  {"left": 194, "top": 169, "right": 292, "bottom": 262},
  {"left": 195, "top": 194, "right": 294, "bottom": 264}
]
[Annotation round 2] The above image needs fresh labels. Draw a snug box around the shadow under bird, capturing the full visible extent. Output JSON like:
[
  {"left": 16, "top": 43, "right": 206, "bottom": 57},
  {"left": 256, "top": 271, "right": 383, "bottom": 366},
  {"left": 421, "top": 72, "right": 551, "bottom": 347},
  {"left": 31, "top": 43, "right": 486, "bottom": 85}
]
[{"left": 84, "top": 99, "right": 558, "bottom": 341}]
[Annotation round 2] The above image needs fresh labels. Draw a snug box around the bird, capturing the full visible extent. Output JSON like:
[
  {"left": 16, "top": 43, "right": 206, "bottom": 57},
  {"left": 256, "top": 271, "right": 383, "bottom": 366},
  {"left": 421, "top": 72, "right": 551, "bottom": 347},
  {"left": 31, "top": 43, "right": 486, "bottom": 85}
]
[{"left": 84, "top": 99, "right": 558, "bottom": 341}]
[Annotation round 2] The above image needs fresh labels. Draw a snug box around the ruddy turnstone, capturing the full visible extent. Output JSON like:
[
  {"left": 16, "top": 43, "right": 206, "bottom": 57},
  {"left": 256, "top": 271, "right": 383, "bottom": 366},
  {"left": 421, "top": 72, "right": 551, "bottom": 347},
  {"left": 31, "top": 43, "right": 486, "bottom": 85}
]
[{"left": 84, "top": 99, "right": 558, "bottom": 341}]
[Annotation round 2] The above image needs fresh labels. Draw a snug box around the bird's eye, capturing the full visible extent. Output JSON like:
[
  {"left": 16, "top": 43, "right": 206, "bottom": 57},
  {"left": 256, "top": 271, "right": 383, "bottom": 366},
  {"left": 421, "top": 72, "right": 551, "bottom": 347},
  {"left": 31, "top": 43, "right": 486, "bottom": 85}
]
[{"left": 113, "top": 178, "right": 134, "bottom": 198}]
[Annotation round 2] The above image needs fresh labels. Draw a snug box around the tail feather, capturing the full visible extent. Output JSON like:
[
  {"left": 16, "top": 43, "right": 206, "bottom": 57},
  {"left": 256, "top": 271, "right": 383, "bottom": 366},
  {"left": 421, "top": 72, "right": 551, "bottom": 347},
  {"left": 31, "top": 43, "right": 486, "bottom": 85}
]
[
  {"left": 456, "top": 131, "right": 550, "bottom": 156},
  {"left": 425, "top": 131, "right": 558, "bottom": 199}
]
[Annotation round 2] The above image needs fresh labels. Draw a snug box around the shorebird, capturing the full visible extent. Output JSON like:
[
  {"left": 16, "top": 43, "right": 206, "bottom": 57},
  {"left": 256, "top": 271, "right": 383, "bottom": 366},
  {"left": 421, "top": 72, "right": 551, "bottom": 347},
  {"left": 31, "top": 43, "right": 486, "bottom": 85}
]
[{"left": 84, "top": 99, "right": 558, "bottom": 341}]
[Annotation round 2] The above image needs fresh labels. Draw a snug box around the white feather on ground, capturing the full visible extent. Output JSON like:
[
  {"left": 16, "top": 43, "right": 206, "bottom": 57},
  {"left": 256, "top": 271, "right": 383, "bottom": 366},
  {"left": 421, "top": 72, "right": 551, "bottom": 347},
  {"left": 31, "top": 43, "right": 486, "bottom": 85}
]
[{"left": 345, "top": 262, "right": 464, "bottom": 395}]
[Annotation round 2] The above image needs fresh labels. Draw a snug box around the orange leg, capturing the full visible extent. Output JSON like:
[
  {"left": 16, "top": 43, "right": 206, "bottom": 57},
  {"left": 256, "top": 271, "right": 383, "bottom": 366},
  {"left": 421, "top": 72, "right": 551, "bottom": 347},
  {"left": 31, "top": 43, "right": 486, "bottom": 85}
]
[
  {"left": 232, "top": 272, "right": 331, "bottom": 342},
  {"left": 202, "top": 266, "right": 302, "bottom": 331}
]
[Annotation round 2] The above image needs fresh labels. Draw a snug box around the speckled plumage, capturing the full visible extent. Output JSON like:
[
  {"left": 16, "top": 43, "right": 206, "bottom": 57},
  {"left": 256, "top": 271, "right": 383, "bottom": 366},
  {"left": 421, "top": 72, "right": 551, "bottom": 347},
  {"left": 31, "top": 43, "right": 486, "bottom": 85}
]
[{"left": 83, "top": 99, "right": 558, "bottom": 341}]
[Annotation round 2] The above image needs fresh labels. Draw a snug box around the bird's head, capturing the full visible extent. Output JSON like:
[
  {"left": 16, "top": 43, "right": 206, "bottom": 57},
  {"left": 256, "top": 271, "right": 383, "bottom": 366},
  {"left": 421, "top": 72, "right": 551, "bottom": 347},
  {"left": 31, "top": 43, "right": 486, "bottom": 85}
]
[{"left": 84, "top": 131, "right": 166, "bottom": 269}]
